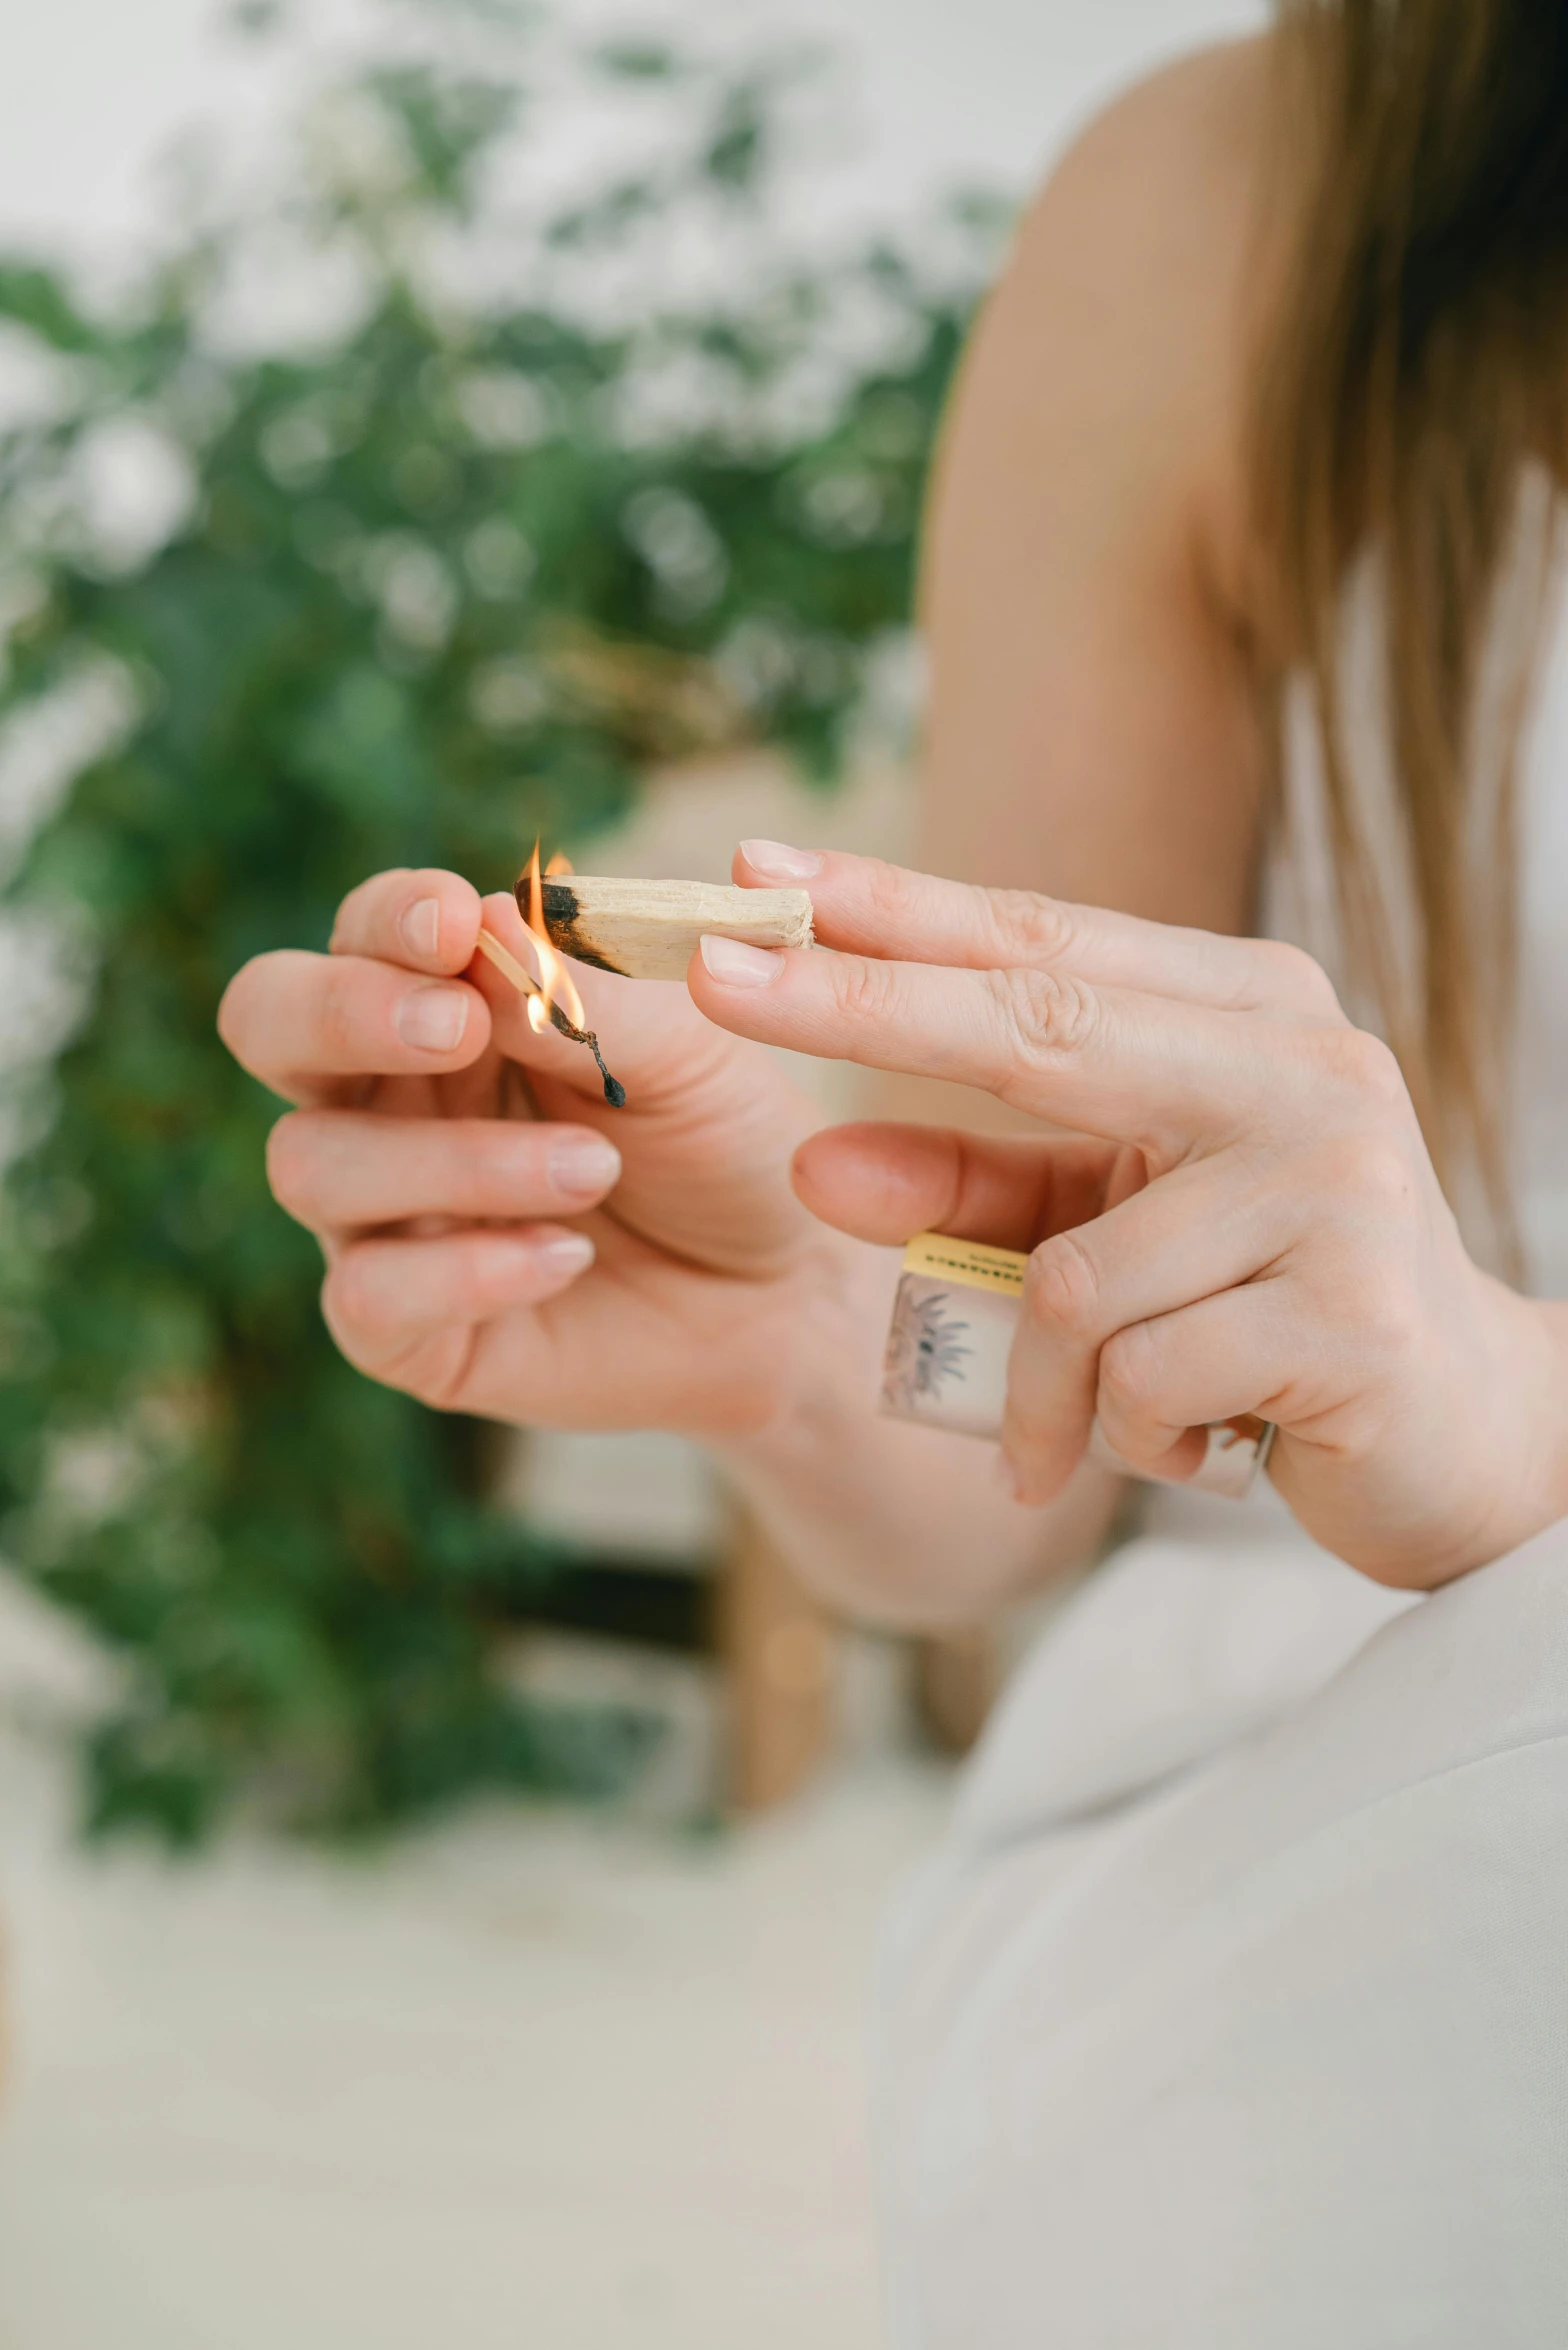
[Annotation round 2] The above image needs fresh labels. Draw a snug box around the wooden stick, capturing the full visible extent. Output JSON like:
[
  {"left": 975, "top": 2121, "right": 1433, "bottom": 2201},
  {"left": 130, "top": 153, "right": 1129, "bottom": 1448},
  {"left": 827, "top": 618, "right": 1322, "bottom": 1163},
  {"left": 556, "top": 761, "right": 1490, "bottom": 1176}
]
[
  {"left": 471, "top": 924, "right": 627, "bottom": 1106},
  {"left": 532, "top": 875, "right": 813, "bottom": 983},
  {"left": 472, "top": 925, "right": 538, "bottom": 997}
]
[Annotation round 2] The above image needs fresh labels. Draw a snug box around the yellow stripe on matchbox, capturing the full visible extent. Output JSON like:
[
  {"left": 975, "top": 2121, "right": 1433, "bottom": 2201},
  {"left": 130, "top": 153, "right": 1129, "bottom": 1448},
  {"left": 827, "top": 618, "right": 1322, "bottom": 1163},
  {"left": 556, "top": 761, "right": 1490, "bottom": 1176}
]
[{"left": 901, "top": 1232, "right": 1027, "bottom": 1295}]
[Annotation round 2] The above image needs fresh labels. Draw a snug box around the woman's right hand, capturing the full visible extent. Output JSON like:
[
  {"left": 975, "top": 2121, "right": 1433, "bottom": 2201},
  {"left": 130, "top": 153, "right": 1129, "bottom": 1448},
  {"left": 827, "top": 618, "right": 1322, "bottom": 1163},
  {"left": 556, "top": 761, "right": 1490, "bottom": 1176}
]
[{"left": 217, "top": 865, "right": 857, "bottom": 1439}]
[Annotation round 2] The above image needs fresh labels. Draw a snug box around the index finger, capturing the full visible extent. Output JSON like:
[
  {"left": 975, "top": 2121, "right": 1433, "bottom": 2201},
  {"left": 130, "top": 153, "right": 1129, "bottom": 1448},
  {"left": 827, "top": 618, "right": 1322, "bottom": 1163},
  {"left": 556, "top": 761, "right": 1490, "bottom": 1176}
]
[
  {"left": 690, "top": 936, "right": 1279, "bottom": 1161},
  {"left": 733, "top": 845, "right": 1341, "bottom": 1022}
]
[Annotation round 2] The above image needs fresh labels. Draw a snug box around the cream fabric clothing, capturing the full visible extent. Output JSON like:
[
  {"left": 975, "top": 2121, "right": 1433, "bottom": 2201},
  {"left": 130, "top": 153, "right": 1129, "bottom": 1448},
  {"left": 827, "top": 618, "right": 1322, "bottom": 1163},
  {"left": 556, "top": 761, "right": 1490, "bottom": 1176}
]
[
  {"left": 877, "top": 1515, "right": 1568, "bottom": 2348},
  {"left": 875, "top": 586, "right": 1568, "bottom": 2345}
]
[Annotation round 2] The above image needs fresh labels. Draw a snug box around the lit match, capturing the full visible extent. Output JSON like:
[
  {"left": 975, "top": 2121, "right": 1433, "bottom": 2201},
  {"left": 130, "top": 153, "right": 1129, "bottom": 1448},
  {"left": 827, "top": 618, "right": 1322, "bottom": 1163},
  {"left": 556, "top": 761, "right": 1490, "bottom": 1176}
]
[{"left": 474, "top": 845, "right": 627, "bottom": 1106}]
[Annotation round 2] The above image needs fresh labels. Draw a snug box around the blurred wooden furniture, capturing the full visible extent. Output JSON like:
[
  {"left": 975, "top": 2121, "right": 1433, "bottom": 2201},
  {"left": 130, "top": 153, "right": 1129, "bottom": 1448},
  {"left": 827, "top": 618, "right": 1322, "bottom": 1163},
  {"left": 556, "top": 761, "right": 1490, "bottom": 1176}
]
[
  {"left": 718, "top": 1515, "right": 997, "bottom": 1811},
  {"left": 913, "top": 1626, "right": 997, "bottom": 1756},
  {"left": 719, "top": 1513, "right": 836, "bottom": 1812}
]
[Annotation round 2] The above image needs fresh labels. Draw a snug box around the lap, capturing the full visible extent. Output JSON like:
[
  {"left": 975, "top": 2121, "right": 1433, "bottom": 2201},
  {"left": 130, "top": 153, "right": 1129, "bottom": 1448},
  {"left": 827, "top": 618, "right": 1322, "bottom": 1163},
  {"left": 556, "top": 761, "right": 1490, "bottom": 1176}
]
[{"left": 877, "top": 1515, "right": 1568, "bottom": 2349}]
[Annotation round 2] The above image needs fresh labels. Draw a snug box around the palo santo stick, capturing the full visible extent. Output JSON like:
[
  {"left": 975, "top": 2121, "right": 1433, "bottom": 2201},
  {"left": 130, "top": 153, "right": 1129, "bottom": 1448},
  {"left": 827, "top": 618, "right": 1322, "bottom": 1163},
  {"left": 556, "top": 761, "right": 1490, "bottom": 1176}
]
[
  {"left": 532, "top": 875, "right": 813, "bottom": 982},
  {"left": 472, "top": 926, "right": 626, "bottom": 1107}
]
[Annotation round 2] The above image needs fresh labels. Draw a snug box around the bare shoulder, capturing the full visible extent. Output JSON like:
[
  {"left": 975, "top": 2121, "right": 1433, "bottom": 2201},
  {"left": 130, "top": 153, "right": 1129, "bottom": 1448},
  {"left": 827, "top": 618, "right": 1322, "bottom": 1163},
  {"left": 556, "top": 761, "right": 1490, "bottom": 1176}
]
[
  {"left": 933, "top": 38, "right": 1273, "bottom": 596},
  {"left": 1028, "top": 36, "right": 1270, "bottom": 263},
  {"left": 915, "top": 39, "right": 1281, "bottom": 964}
]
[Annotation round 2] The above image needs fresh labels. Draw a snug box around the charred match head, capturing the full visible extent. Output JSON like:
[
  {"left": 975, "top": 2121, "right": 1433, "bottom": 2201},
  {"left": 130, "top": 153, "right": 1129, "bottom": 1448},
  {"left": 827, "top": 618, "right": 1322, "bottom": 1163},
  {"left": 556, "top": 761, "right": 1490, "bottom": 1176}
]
[
  {"left": 542, "top": 997, "right": 626, "bottom": 1107},
  {"left": 506, "top": 843, "right": 628, "bottom": 1108},
  {"left": 587, "top": 1039, "right": 627, "bottom": 1108}
]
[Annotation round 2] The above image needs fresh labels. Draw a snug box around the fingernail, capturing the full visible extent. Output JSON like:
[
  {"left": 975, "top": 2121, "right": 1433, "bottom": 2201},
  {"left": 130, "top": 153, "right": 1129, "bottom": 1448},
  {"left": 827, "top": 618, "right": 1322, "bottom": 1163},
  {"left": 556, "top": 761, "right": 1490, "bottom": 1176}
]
[
  {"left": 548, "top": 1133, "right": 622, "bottom": 1198},
  {"left": 700, "top": 934, "right": 786, "bottom": 986},
  {"left": 395, "top": 985, "right": 470, "bottom": 1052},
  {"left": 529, "top": 1231, "right": 595, "bottom": 1278},
  {"left": 739, "top": 838, "right": 824, "bottom": 881},
  {"left": 399, "top": 895, "right": 441, "bottom": 960}
]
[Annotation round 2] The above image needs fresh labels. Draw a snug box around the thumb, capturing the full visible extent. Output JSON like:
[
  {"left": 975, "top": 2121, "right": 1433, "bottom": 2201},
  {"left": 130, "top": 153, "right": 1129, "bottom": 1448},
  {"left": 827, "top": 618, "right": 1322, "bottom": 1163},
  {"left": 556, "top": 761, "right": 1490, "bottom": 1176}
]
[{"left": 791, "top": 1122, "right": 1125, "bottom": 1254}]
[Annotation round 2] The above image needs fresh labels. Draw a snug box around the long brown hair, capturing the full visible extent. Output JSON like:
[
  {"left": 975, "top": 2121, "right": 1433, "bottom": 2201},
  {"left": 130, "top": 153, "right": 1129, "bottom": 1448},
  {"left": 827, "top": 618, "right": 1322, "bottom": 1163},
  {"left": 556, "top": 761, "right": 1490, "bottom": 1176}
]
[{"left": 1254, "top": 0, "right": 1568, "bottom": 1258}]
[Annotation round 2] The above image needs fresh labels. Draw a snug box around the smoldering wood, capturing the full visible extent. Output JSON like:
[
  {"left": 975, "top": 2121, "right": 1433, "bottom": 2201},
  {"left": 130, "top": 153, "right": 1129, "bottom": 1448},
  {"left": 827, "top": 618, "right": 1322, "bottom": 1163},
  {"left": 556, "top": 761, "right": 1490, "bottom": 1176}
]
[{"left": 530, "top": 875, "right": 814, "bottom": 982}]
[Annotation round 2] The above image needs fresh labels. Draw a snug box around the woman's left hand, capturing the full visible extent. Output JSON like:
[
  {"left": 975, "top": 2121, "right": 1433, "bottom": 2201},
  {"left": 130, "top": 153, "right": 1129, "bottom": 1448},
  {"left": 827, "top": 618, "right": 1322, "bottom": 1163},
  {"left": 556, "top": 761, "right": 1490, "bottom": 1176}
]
[{"left": 689, "top": 843, "right": 1568, "bottom": 1590}]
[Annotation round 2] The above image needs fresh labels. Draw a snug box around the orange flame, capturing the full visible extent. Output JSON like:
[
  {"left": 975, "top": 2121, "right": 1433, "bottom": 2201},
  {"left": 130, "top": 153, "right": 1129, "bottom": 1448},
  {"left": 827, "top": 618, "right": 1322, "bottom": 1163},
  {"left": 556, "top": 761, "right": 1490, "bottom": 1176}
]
[
  {"left": 544, "top": 850, "right": 573, "bottom": 877},
  {"left": 520, "top": 839, "right": 586, "bottom": 1036}
]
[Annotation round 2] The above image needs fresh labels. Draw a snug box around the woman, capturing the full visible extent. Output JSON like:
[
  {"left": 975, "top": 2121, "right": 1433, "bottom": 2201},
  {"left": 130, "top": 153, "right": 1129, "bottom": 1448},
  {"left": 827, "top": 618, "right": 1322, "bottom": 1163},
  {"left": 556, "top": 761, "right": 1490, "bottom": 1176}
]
[{"left": 219, "top": 4, "right": 1568, "bottom": 2340}]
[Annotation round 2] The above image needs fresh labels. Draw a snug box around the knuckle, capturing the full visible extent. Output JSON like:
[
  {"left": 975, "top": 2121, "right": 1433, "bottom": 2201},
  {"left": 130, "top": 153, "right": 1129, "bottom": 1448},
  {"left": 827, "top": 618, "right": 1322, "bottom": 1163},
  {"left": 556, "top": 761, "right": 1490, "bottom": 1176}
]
[
  {"left": 832, "top": 953, "right": 904, "bottom": 1027},
  {"left": 1256, "top": 938, "right": 1341, "bottom": 1017},
  {"left": 1098, "top": 1320, "right": 1165, "bottom": 1417},
  {"left": 1311, "top": 1023, "right": 1410, "bottom": 1114},
  {"left": 984, "top": 888, "right": 1077, "bottom": 968},
  {"left": 320, "top": 1258, "right": 471, "bottom": 1406},
  {"left": 987, "top": 964, "right": 1098, "bottom": 1066},
  {"left": 1358, "top": 1137, "right": 1418, "bottom": 1217},
  {"left": 1316, "top": 1394, "right": 1390, "bottom": 1462},
  {"left": 1302, "top": 1232, "right": 1422, "bottom": 1393},
  {"left": 221, "top": 949, "right": 339, "bottom": 1083},
  {"left": 321, "top": 1250, "right": 388, "bottom": 1348},
  {"left": 330, "top": 867, "right": 409, "bottom": 952},
  {"left": 216, "top": 958, "right": 265, "bottom": 1065},
  {"left": 321, "top": 1246, "right": 479, "bottom": 1410},
  {"left": 394, "top": 1327, "right": 478, "bottom": 1414},
  {"left": 265, "top": 1112, "right": 319, "bottom": 1217},
  {"left": 863, "top": 857, "right": 924, "bottom": 928},
  {"left": 1025, "top": 1230, "right": 1103, "bottom": 1342}
]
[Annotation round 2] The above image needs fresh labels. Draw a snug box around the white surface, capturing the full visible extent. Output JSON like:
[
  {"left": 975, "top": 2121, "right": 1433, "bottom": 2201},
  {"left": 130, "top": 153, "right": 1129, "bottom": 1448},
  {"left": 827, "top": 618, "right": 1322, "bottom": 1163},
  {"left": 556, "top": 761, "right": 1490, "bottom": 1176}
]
[
  {"left": 0, "top": 1, "right": 1266, "bottom": 267},
  {"left": 0, "top": 1657, "right": 950, "bottom": 2350}
]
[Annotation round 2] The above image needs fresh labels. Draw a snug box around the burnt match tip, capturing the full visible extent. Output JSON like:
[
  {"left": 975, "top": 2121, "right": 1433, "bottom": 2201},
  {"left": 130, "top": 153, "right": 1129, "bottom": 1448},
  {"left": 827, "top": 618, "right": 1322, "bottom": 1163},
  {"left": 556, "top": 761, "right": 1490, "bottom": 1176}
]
[
  {"left": 542, "top": 996, "right": 626, "bottom": 1107},
  {"left": 584, "top": 1032, "right": 626, "bottom": 1107}
]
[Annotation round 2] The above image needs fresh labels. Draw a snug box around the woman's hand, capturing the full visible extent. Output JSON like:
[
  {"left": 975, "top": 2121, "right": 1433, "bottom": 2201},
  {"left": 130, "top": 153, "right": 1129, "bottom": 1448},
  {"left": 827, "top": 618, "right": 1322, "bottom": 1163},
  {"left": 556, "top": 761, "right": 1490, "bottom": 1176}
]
[
  {"left": 217, "top": 866, "right": 857, "bottom": 1441},
  {"left": 695, "top": 844, "right": 1568, "bottom": 1589}
]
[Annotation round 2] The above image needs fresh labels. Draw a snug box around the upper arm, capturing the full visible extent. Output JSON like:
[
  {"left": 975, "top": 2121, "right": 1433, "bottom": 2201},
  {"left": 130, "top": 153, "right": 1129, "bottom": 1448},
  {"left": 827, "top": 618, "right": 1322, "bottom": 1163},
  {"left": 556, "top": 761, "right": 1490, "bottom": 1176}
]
[{"left": 917, "top": 42, "right": 1273, "bottom": 942}]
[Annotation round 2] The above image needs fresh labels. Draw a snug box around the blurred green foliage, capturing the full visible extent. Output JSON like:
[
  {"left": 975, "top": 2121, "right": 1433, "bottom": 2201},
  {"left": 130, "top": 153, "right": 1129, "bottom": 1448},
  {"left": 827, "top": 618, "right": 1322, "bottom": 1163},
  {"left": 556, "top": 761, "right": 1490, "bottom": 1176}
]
[{"left": 0, "top": 9, "right": 1000, "bottom": 1842}]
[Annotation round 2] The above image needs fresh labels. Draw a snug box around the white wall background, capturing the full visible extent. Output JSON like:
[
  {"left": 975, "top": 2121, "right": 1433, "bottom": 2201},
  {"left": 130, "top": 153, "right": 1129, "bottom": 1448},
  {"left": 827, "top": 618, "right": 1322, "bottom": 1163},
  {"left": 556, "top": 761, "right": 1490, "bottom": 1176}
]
[{"left": 2, "top": 0, "right": 1266, "bottom": 267}]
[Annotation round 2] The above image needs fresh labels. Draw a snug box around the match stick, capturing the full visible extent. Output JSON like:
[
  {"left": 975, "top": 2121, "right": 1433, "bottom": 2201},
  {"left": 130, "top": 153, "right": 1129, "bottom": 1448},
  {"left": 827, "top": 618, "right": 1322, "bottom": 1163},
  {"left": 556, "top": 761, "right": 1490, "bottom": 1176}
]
[
  {"left": 533, "top": 876, "right": 813, "bottom": 982},
  {"left": 472, "top": 925, "right": 537, "bottom": 996},
  {"left": 471, "top": 925, "right": 626, "bottom": 1107}
]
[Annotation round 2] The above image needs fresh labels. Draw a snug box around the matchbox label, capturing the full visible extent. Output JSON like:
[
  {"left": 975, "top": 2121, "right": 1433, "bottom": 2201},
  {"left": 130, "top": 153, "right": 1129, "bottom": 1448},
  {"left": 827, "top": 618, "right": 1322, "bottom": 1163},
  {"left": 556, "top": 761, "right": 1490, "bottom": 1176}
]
[{"left": 899, "top": 1233, "right": 1028, "bottom": 1296}]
